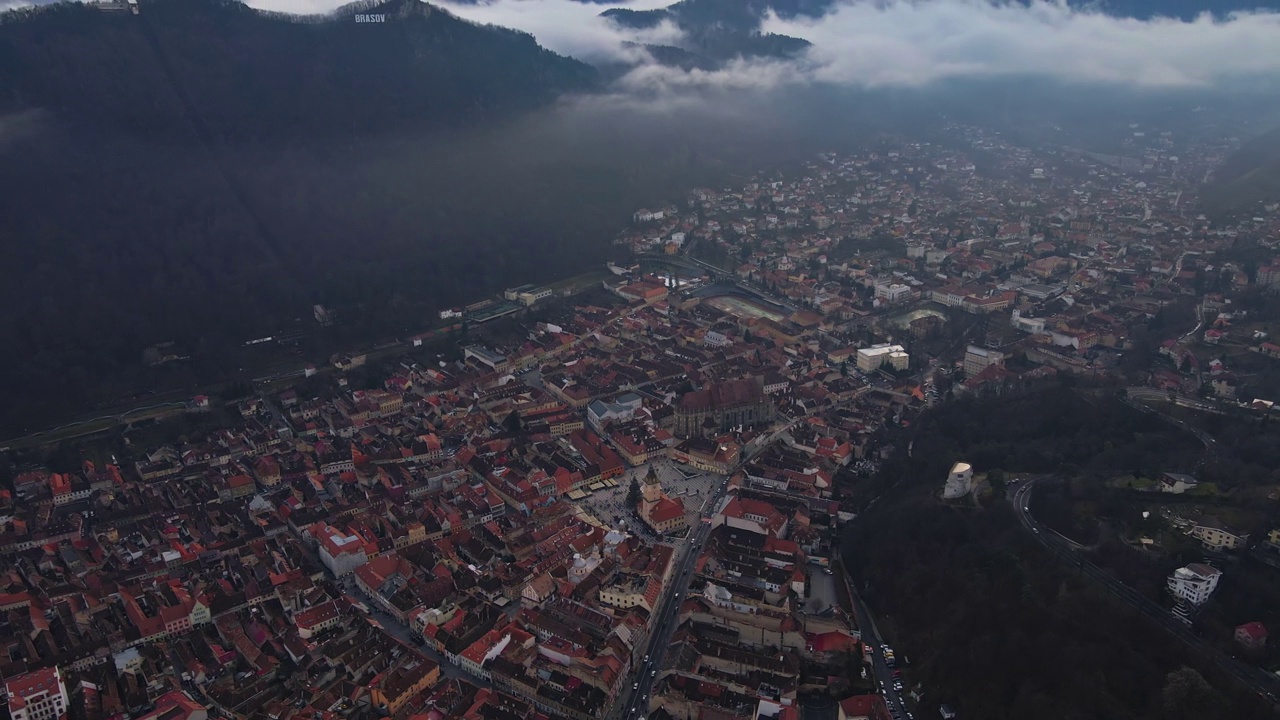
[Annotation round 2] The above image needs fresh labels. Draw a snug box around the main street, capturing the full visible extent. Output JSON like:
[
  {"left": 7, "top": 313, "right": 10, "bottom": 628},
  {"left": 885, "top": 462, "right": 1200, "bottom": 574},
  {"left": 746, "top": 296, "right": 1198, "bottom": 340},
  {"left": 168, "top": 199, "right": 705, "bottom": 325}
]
[
  {"left": 1012, "top": 477, "right": 1280, "bottom": 704},
  {"left": 612, "top": 411, "right": 811, "bottom": 718},
  {"left": 613, "top": 486, "right": 724, "bottom": 719}
]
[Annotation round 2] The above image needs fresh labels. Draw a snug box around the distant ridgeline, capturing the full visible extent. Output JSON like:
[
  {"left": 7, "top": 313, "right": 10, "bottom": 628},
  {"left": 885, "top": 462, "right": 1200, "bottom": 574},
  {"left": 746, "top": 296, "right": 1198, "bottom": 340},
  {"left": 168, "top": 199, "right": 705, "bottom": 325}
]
[{"left": 0, "top": 0, "right": 598, "bottom": 142}]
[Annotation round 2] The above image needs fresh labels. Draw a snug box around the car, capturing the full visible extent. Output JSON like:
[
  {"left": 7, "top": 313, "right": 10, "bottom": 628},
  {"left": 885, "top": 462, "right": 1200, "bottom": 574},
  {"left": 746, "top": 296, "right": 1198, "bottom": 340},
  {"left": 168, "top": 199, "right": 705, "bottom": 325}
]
[
  {"left": 823, "top": 567, "right": 833, "bottom": 575},
  {"left": 633, "top": 682, "right": 639, "bottom": 690},
  {"left": 651, "top": 670, "right": 657, "bottom": 676}
]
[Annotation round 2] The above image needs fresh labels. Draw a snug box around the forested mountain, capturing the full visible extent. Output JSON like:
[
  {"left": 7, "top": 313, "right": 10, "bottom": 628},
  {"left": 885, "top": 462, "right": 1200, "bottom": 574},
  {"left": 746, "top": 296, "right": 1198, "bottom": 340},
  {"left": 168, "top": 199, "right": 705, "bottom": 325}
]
[
  {"left": 842, "top": 389, "right": 1275, "bottom": 719},
  {"left": 0, "top": 0, "right": 608, "bottom": 435},
  {"left": 0, "top": 0, "right": 597, "bottom": 141},
  {"left": 1203, "top": 124, "right": 1280, "bottom": 217}
]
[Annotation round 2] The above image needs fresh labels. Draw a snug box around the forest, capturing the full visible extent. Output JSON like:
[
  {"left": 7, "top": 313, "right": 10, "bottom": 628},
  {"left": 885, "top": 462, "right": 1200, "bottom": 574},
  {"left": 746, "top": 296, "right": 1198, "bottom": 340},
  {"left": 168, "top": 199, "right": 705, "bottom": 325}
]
[{"left": 841, "top": 387, "right": 1275, "bottom": 719}]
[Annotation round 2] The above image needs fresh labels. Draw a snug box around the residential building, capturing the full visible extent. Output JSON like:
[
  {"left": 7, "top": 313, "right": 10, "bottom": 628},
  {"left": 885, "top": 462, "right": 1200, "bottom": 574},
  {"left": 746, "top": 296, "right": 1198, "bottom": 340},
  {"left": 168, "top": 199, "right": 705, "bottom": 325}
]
[
  {"left": 1167, "top": 563, "right": 1222, "bottom": 605},
  {"left": 838, "top": 695, "right": 892, "bottom": 720},
  {"left": 1190, "top": 520, "right": 1249, "bottom": 551},
  {"left": 1235, "top": 621, "right": 1268, "bottom": 650},
  {"left": 6, "top": 667, "right": 69, "bottom": 720},
  {"left": 1159, "top": 473, "right": 1199, "bottom": 494}
]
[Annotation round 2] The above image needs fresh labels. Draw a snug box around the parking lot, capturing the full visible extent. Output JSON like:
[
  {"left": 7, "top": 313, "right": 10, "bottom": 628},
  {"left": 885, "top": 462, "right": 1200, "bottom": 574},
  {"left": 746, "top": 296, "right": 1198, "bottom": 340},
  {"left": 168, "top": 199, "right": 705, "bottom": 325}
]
[
  {"left": 570, "top": 458, "right": 726, "bottom": 544},
  {"left": 805, "top": 565, "right": 838, "bottom": 613}
]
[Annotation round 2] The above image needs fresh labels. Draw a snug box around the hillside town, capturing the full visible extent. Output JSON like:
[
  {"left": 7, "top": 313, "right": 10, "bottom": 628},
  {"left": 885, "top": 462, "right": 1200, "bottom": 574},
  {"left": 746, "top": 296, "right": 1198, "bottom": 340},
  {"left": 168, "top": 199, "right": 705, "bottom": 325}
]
[{"left": 4, "top": 118, "right": 1280, "bottom": 720}]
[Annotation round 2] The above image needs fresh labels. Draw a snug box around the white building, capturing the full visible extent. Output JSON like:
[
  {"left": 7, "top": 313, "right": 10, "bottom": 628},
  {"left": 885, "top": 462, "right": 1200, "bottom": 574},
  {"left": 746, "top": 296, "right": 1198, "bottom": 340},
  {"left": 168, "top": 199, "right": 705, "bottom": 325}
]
[
  {"left": 1011, "top": 310, "right": 1046, "bottom": 335},
  {"left": 874, "top": 283, "right": 913, "bottom": 304},
  {"left": 586, "top": 393, "right": 643, "bottom": 432},
  {"left": 6, "top": 667, "right": 69, "bottom": 720},
  {"left": 942, "top": 462, "right": 973, "bottom": 499},
  {"left": 313, "top": 524, "right": 369, "bottom": 577},
  {"left": 856, "top": 343, "right": 909, "bottom": 373},
  {"left": 963, "top": 345, "right": 1006, "bottom": 378},
  {"left": 1167, "top": 563, "right": 1222, "bottom": 606}
]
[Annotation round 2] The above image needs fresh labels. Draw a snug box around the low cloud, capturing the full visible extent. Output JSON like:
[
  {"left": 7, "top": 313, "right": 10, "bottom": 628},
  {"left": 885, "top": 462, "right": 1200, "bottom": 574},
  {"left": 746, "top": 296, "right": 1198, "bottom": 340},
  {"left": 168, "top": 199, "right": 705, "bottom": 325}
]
[
  {"left": 436, "top": 0, "right": 683, "bottom": 65},
  {"left": 229, "top": 0, "right": 1280, "bottom": 92},
  {"left": 766, "top": 0, "right": 1280, "bottom": 89}
]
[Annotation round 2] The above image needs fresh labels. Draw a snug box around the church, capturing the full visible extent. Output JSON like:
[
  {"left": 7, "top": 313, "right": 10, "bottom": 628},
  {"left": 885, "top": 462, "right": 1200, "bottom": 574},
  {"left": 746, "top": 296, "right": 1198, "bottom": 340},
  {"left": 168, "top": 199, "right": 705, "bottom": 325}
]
[
  {"left": 637, "top": 466, "right": 688, "bottom": 535},
  {"left": 674, "top": 376, "right": 774, "bottom": 438}
]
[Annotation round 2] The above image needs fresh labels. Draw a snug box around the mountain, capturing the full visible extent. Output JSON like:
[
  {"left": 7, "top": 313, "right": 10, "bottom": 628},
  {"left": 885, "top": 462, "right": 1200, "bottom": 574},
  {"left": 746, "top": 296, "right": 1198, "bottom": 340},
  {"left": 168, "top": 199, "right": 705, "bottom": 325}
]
[
  {"left": 0, "top": 0, "right": 612, "bottom": 434},
  {"left": 0, "top": 0, "right": 598, "bottom": 142},
  {"left": 600, "top": 0, "right": 818, "bottom": 68},
  {"left": 1202, "top": 125, "right": 1280, "bottom": 217}
]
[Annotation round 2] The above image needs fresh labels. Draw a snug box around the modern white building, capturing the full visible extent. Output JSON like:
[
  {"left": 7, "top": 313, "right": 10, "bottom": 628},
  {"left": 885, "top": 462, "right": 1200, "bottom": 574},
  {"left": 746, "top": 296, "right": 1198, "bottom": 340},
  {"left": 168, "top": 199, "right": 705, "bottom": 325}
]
[
  {"left": 942, "top": 462, "right": 974, "bottom": 499},
  {"left": 5, "top": 667, "right": 68, "bottom": 720},
  {"left": 856, "top": 343, "right": 909, "bottom": 373},
  {"left": 1010, "top": 310, "right": 1046, "bottom": 335},
  {"left": 874, "top": 283, "right": 913, "bottom": 304},
  {"left": 1167, "top": 563, "right": 1222, "bottom": 606}
]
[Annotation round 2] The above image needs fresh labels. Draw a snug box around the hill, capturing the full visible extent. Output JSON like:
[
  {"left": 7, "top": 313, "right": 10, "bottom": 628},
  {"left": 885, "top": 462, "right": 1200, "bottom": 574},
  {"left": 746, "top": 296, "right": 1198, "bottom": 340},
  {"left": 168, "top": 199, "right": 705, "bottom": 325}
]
[
  {"left": 841, "top": 389, "right": 1274, "bottom": 719},
  {"left": 0, "top": 0, "right": 598, "bottom": 142},
  {"left": 1203, "top": 125, "right": 1280, "bottom": 217},
  {"left": 0, "top": 0, "right": 609, "bottom": 435},
  {"left": 600, "top": 0, "right": 816, "bottom": 67}
]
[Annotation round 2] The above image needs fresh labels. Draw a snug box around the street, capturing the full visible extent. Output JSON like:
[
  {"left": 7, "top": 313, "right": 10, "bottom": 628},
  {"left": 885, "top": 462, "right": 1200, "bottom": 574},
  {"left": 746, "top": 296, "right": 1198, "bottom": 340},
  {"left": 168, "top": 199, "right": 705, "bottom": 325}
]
[
  {"left": 338, "top": 575, "right": 491, "bottom": 687},
  {"left": 612, "top": 465, "right": 734, "bottom": 719},
  {"left": 844, "top": 575, "right": 912, "bottom": 718}
]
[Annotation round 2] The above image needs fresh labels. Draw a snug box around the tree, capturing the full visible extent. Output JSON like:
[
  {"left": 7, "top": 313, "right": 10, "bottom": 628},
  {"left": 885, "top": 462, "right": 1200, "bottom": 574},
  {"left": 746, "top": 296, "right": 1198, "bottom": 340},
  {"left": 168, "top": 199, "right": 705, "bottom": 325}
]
[
  {"left": 627, "top": 476, "right": 642, "bottom": 507},
  {"left": 987, "top": 467, "right": 1006, "bottom": 498},
  {"left": 1161, "top": 668, "right": 1226, "bottom": 720}
]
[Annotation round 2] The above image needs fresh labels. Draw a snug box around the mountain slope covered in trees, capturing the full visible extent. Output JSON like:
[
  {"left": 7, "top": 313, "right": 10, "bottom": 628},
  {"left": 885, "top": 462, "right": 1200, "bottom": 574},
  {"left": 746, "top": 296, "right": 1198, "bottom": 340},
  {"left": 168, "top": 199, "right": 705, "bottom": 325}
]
[
  {"left": 0, "top": 0, "right": 608, "bottom": 434},
  {"left": 0, "top": 0, "right": 598, "bottom": 141},
  {"left": 1203, "top": 124, "right": 1280, "bottom": 217}
]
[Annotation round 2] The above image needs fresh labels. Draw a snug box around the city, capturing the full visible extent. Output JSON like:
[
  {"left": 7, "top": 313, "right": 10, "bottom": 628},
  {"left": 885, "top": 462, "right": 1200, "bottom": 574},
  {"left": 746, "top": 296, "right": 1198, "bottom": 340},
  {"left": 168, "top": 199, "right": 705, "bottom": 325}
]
[{"left": 4, "top": 79, "right": 1280, "bottom": 720}]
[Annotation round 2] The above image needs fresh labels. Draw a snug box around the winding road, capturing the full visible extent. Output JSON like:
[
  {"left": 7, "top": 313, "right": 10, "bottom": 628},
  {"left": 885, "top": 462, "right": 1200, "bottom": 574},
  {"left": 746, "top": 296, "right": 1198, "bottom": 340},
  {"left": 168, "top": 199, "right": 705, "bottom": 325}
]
[{"left": 1012, "top": 477, "right": 1280, "bottom": 704}]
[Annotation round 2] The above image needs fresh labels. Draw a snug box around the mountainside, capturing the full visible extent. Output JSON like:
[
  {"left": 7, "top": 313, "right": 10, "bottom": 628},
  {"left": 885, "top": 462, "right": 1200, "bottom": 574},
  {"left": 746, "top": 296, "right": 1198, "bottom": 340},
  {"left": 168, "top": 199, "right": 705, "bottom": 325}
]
[
  {"left": 1203, "top": 125, "right": 1280, "bottom": 217},
  {"left": 0, "top": 0, "right": 598, "bottom": 142},
  {"left": 601, "top": 0, "right": 817, "bottom": 67},
  {"left": 0, "top": 0, "right": 615, "bottom": 434}
]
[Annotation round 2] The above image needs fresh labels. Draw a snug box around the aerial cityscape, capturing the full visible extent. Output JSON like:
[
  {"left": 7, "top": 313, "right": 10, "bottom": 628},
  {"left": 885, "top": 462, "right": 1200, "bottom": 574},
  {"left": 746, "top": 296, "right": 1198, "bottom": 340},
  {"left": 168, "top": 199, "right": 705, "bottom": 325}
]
[{"left": 3, "top": 0, "right": 1280, "bottom": 720}]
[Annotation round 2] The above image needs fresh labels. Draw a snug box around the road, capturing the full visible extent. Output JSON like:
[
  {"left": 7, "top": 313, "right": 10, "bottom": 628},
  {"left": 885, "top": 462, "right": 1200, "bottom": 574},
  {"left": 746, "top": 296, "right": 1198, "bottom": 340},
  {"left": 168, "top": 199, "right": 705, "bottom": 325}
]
[
  {"left": 1012, "top": 477, "right": 1280, "bottom": 704},
  {"left": 1121, "top": 389, "right": 1222, "bottom": 460},
  {"left": 614, "top": 472, "right": 733, "bottom": 719},
  {"left": 845, "top": 577, "right": 911, "bottom": 716}
]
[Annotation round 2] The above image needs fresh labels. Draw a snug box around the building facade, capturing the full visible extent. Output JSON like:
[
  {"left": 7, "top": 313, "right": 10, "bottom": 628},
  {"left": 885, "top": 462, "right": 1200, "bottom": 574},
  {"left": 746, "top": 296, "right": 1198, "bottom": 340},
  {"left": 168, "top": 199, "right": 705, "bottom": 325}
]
[
  {"left": 674, "top": 377, "right": 773, "bottom": 438},
  {"left": 1167, "top": 563, "right": 1222, "bottom": 605},
  {"left": 6, "top": 667, "right": 68, "bottom": 720},
  {"left": 856, "top": 344, "right": 909, "bottom": 373}
]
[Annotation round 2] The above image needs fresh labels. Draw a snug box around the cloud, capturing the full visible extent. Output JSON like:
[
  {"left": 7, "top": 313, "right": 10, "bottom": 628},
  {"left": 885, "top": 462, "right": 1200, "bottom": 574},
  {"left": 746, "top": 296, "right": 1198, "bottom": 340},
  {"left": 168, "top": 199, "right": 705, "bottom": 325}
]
[
  {"left": 435, "top": 0, "right": 684, "bottom": 65},
  {"left": 232, "top": 0, "right": 1280, "bottom": 92},
  {"left": 764, "top": 0, "right": 1280, "bottom": 89}
]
